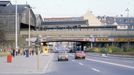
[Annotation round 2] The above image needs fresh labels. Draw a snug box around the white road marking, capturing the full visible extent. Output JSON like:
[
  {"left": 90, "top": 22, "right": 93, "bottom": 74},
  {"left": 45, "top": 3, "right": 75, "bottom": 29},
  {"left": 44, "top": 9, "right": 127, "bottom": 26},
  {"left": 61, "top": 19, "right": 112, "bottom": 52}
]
[
  {"left": 79, "top": 62, "right": 84, "bottom": 66},
  {"left": 69, "top": 54, "right": 74, "bottom": 57},
  {"left": 86, "top": 58, "right": 134, "bottom": 69},
  {"left": 72, "top": 60, "right": 75, "bottom": 62},
  {"left": 91, "top": 68, "right": 100, "bottom": 72}
]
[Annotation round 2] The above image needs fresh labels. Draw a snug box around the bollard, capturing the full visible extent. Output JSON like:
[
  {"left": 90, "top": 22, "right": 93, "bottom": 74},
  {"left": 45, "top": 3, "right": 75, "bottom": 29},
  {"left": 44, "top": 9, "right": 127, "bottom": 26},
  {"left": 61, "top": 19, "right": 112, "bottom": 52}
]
[{"left": 7, "top": 55, "right": 12, "bottom": 63}]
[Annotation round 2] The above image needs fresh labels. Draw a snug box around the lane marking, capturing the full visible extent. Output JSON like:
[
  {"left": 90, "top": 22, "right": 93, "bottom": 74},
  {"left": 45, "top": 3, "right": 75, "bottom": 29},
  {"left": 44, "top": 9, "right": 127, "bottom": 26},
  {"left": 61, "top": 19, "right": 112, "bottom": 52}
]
[
  {"left": 86, "top": 58, "right": 134, "bottom": 69},
  {"left": 72, "top": 60, "right": 75, "bottom": 62},
  {"left": 69, "top": 54, "right": 74, "bottom": 57},
  {"left": 91, "top": 68, "right": 100, "bottom": 72},
  {"left": 79, "top": 62, "right": 84, "bottom": 66}
]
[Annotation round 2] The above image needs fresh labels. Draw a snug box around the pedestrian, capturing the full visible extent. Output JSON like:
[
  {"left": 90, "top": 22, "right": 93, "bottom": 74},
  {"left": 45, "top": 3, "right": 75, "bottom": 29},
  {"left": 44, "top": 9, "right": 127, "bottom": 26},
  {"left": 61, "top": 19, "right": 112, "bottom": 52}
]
[
  {"left": 12, "top": 48, "right": 15, "bottom": 57},
  {"left": 23, "top": 48, "right": 26, "bottom": 56},
  {"left": 29, "top": 48, "right": 32, "bottom": 55},
  {"left": 25, "top": 48, "right": 29, "bottom": 57},
  {"left": 32, "top": 48, "right": 34, "bottom": 55},
  {"left": 20, "top": 48, "right": 23, "bottom": 55}
]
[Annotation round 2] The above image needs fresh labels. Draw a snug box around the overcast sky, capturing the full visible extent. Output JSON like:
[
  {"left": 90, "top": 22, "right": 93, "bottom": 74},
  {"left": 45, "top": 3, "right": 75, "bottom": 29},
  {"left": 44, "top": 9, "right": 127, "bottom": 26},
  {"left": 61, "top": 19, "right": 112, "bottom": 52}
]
[{"left": 10, "top": 0, "right": 134, "bottom": 18}]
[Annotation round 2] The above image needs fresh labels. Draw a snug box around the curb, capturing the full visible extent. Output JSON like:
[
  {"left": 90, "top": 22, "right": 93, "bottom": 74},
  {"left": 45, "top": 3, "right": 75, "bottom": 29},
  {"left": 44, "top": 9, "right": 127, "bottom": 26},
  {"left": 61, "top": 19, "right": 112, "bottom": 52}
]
[{"left": 43, "top": 53, "right": 54, "bottom": 74}]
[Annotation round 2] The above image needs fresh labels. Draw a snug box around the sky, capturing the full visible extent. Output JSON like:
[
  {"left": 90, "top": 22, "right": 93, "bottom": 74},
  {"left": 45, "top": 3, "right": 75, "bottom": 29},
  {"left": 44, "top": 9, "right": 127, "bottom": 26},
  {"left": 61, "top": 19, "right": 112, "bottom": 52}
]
[{"left": 10, "top": 0, "right": 134, "bottom": 18}]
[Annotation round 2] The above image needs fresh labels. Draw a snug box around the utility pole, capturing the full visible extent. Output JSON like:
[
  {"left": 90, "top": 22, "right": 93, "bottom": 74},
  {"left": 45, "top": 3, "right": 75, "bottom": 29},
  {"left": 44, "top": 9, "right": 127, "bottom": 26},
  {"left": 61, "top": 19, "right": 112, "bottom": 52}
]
[{"left": 28, "top": 7, "right": 31, "bottom": 47}]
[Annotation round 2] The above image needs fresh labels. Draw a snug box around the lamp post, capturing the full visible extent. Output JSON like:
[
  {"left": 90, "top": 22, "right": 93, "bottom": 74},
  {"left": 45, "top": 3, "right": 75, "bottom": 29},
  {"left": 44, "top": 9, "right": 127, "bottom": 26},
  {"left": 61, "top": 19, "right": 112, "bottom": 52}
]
[
  {"left": 28, "top": 7, "right": 31, "bottom": 47},
  {"left": 90, "top": 35, "right": 94, "bottom": 48},
  {"left": 35, "top": 35, "right": 41, "bottom": 70},
  {"left": 15, "top": 0, "right": 18, "bottom": 53}
]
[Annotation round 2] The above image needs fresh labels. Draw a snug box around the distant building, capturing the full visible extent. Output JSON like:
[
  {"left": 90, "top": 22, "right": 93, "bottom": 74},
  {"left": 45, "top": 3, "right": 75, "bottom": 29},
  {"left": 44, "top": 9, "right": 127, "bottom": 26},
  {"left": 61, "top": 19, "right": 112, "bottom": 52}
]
[
  {"left": 83, "top": 10, "right": 102, "bottom": 26},
  {"left": 42, "top": 17, "right": 88, "bottom": 29},
  {"left": 97, "top": 16, "right": 134, "bottom": 30},
  {"left": 41, "top": 10, "right": 102, "bottom": 29},
  {"left": 98, "top": 16, "right": 134, "bottom": 25}
]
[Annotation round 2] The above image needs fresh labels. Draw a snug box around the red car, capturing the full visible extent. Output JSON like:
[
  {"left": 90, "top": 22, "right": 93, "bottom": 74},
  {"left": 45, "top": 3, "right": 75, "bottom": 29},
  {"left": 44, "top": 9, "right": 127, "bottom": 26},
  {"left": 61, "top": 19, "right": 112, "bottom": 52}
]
[{"left": 75, "top": 51, "right": 86, "bottom": 59}]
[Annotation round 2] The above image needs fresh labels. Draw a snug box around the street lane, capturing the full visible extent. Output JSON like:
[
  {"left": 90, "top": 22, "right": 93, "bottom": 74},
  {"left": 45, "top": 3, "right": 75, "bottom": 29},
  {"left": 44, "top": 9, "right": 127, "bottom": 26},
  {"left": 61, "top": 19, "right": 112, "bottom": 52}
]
[
  {"left": 86, "top": 53, "right": 134, "bottom": 67},
  {"left": 44, "top": 53, "right": 100, "bottom": 75},
  {"left": 70, "top": 53, "right": 134, "bottom": 75},
  {"left": 42, "top": 53, "right": 134, "bottom": 75}
]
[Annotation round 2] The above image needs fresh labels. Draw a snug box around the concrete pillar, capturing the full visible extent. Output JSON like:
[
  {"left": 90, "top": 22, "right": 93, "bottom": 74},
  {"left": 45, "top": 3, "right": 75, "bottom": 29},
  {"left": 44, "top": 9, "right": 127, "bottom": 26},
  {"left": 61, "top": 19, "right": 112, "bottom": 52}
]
[{"left": 81, "top": 42, "right": 84, "bottom": 51}]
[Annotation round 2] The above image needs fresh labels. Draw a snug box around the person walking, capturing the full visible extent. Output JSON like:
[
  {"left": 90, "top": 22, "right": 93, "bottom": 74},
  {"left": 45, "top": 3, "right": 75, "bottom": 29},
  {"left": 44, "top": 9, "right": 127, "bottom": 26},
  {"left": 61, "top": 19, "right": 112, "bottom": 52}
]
[
  {"left": 12, "top": 48, "right": 15, "bottom": 57},
  {"left": 25, "top": 48, "right": 29, "bottom": 57}
]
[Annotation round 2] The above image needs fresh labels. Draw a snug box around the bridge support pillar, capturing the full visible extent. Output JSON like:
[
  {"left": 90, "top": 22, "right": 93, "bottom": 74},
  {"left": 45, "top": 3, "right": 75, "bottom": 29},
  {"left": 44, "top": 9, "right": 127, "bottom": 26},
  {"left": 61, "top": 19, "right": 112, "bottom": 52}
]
[{"left": 81, "top": 42, "right": 84, "bottom": 51}]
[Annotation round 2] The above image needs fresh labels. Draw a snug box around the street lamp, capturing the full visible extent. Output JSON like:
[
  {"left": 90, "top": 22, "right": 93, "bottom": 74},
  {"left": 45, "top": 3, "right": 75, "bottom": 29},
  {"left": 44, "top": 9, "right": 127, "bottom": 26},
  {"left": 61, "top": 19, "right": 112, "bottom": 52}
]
[
  {"left": 28, "top": 7, "right": 31, "bottom": 47},
  {"left": 35, "top": 35, "right": 41, "bottom": 70},
  {"left": 90, "top": 35, "right": 94, "bottom": 48},
  {"left": 15, "top": 0, "right": 18, "bottom": 53}
]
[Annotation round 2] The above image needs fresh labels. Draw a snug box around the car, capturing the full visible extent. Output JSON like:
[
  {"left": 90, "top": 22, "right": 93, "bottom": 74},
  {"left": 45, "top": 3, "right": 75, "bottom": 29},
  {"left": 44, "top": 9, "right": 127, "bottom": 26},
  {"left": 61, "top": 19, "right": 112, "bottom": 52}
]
[
  {"left": 75, "top": 51, "right": 86, "bottom": 59},
  {"left": 57, "top": 51, "right": 68, "bottom": 61}
]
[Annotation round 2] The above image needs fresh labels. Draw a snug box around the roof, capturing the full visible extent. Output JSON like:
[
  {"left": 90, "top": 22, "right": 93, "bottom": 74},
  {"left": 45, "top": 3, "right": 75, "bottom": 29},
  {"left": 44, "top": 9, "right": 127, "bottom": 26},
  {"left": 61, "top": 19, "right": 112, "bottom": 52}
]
[
  {"left": 44, "top": 17, "right": 84, "bottom": 22},
  {"left": 0, "top": 4, "right": 30, "bottom": 14},
  {"left": 35, "top": 14, "right": 43, "bottom": 21},
  {"left": 42, "top": 20, "right": 88, "bottom": 25},
  {"left": 0, "top": 0, "right": 11, "bottom": 6}
]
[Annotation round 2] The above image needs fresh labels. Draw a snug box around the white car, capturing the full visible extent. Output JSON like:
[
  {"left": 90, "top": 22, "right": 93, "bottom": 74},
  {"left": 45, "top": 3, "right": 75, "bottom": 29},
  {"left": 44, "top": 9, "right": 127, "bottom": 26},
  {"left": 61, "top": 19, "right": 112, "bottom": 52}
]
[{"left": 57, "top": 51, "right": 68, "bottom": 61}]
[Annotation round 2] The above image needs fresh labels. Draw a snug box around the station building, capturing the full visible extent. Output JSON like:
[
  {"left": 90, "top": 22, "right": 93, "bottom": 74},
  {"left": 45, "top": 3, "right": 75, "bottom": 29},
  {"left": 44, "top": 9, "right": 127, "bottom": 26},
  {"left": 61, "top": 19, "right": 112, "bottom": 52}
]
[{"left": 0, "top": 1, "right": 42, "bottom": 48}]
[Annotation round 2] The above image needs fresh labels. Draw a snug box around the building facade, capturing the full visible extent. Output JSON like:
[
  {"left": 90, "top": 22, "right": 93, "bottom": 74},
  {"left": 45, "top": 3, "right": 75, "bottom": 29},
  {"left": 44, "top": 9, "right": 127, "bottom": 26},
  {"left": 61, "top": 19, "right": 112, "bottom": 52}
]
[
  {"left": 42, "top": 17, "right": 88, "bottom": 30},
  {"left": 0, "top": 1, "right": 37, "bottom": 48},
  {"left": 97, "top": 16, "right": 134, "bottom": 30}
]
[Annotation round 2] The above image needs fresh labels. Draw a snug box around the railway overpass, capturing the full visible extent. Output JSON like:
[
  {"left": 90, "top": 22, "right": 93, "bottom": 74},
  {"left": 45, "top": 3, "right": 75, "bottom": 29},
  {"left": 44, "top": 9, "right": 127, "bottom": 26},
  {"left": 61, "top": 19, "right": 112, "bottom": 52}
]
[
  {"left": 20, "top": 28, "right": 134, "bottom": 39},
  {"left": 20, "top": 28, "right": 134, "bottom": 50}
]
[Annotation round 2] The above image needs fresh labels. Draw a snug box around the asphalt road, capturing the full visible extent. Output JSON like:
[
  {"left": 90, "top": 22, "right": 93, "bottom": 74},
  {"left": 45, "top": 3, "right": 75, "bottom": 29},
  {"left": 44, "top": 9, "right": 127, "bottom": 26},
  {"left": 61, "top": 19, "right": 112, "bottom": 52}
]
[{"left": 43, "top": 53, "right": 134, "bottom": 75}]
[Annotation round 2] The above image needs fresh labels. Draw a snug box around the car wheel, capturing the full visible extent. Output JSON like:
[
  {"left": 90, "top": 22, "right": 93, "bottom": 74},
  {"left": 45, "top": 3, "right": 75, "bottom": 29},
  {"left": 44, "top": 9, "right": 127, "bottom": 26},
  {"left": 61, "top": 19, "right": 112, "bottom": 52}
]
[
  {"left": 83, "top": 57, "right": 85, "bottom": 59},
  {"left": 58, "top": 59, "right": 60, "bottom": 61}
]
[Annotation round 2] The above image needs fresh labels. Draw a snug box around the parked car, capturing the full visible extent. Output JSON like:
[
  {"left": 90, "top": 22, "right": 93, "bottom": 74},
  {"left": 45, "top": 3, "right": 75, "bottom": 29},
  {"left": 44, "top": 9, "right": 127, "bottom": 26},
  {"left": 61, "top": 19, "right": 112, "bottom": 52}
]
[
  {"left": 75, "top": 51, "right": 86, "bottom": 59},
  {"left": 57, "top": 51, "right": 68, "bottom": 61}
]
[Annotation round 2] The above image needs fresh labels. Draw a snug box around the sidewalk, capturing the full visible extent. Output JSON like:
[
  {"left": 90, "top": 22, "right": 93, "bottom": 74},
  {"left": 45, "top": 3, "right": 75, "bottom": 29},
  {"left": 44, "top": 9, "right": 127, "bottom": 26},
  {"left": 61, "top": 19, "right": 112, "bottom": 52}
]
[{"left": 0, "top": 53, "right": 54, "bottom": 75}]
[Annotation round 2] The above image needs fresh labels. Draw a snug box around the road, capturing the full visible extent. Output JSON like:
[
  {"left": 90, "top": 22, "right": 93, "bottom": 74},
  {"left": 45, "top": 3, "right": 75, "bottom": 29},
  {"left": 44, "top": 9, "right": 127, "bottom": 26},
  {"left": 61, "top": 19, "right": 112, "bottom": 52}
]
[{"left": 43, "top": 53, "right": 134, "bottom": 75}]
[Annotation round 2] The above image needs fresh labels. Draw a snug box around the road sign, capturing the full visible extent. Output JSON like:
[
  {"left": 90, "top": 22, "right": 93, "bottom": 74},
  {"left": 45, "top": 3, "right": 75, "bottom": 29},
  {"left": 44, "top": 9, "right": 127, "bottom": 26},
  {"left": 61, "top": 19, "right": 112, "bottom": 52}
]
[{"left": 26, "top": 37, "right": 36, "bottom": 42}]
